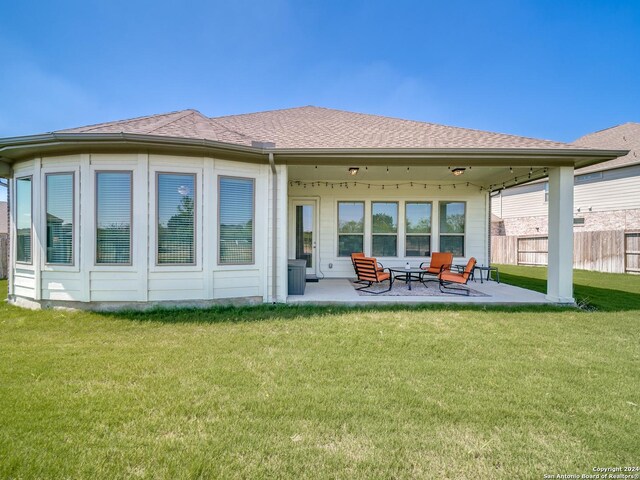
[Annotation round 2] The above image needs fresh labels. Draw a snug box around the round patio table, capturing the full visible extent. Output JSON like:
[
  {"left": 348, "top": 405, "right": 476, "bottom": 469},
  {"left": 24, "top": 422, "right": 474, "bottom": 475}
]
[{"left": 388, "top": 267, "right": 425, "bottom": 291}]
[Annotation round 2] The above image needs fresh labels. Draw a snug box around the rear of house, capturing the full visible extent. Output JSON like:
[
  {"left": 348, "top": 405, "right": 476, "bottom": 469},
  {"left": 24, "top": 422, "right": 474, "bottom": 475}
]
[{"left": 0, "top": 106, "right": 625, "bottom": 309}]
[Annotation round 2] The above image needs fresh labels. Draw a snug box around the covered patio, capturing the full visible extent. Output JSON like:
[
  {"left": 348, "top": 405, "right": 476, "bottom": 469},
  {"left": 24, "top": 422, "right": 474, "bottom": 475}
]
[{"left": 287, "top": 277, "right": 549, "bottom": 305}]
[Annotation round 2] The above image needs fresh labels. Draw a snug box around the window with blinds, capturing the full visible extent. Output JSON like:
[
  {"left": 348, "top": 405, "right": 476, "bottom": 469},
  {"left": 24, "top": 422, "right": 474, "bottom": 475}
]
[
  {"left": 16, "top": 176, "right": 32, "bottom": 264},
  {"left": 157, "top": 173, "right": 196, "bottom": 265},
  {"left": 439, "top": 201, "right": 466, "bottom": 257},
  {"left": 46, "top": 173, "right": 74, "bottom": 265},
  {"left": 219, "top": 176, "right": 254, "bottom": 265},
  {"left": 96, "top": 172, "right": 132, "bottom": 265}
]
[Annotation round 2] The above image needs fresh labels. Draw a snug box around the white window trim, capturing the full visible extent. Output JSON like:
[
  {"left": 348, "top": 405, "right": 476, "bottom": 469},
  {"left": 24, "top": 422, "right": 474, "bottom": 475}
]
[
  {"left": 42, "top": 167, "right": 80, "bottom": 272},
  {"left": 371, "top": 201, "right": 399, "bottom": 258},
  {"left": 149, "top": 167, "right": 203, "bottom": 273},
  {"left": 15, "top": 175, "right": 33, "bottom": 265},
  {"left": 405, "top": 201, "right": 432, "bottom": 257},
  {"left": 438, "top": 200, "right": 467, "bottom": 259},
  {"left": 217, "top": 175, "right": 256, "bottom": 266},
  {"left": 336, "top": 200, "right": 365, "bottom": 257},
  {"left": 94, "top": 170, "right": 134, "bottom": 267}
]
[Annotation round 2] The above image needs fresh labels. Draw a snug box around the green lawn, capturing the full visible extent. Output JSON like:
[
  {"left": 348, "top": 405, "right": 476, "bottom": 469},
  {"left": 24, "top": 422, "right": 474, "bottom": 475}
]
[{"left": 1, "top": 269, "right": 639, "bottom": 479}]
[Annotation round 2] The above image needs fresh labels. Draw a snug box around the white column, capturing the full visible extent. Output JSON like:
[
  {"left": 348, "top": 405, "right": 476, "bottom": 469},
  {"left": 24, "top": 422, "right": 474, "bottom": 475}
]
[
  {"left": 546, "top": 166, "right": 575, "bottom": 303},
  {"left": 276, "top": 165, "right": 289, "bottom": 302}
]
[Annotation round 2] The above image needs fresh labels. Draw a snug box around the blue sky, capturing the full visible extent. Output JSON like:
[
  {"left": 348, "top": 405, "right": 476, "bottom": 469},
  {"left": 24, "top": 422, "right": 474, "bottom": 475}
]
[{"left": 1, "top": 0, "right": 639, "bottom": 200}]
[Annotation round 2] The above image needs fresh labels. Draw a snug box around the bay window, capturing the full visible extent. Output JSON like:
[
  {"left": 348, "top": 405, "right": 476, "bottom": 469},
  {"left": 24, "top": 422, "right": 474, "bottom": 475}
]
[
  {"left": 219, "top": 176, "right": 254, "bottom": 265},
  {"left": 157, "top": 173, "right": 196, "bottom": 265},
  {"left": 96, "top": 172, "right": 132, "bottom": 265},
  {"left": 16, "top": 176, "right": 32, "bottom": 264},
  {"left": 46, "top": 173, "right": 74, "bottom": 265}
]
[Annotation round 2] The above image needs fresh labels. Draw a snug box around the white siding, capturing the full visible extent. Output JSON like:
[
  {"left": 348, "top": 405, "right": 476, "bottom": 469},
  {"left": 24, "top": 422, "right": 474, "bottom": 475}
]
[
  {"left": 10, "top": 153, "right": 270, "bottom": 306},
  {"left": 495, "top": 165, "right": 640, "bottom": 220},
  {"left": 288, "top": 182, "right": 489, "bottom": 278}
]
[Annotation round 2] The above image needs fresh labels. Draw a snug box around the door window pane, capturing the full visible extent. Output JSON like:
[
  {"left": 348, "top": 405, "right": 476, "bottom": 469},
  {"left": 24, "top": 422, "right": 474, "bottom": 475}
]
[
  {"left": 46, "top": 173, "right": 74, "bottom": 264},
  {"left": 337, "top": 202, "right": 364, "bottom": 256},
  {"left": 157, "top": 173, "right": 196, "bottom": 265},
  {"left": 16, "top": 177, "right": 32, "bottom": 264},
  {"left": 295, "top": 205, "right": 313, "bottom": 268},
  {"left": 219, "top": 177, "right": 254, "bottom": 265},
  {"left": 96, "top": 172, "right": 132, "bottom": 264}
]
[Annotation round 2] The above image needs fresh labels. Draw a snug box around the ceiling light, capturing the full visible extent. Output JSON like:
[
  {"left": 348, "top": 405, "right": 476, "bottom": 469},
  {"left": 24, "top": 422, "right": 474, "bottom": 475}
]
[
  {"left": 451, "top": 168, "right": 466, "bottom": 176},
  {"left": 348, "top": 167, "right": 359, "bottom": 176}
]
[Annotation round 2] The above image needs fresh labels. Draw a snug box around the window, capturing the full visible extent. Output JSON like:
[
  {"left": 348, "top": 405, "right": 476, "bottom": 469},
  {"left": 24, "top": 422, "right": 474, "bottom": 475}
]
[
  {"left": 157, "top": 173, "right": 196, "bottom": 265},
  {"left": 46, "top": 173, "right": 74, "bottom": 265},
  {"left": 439, "top": 202, "right": 465, "bottom": 257},
  {"left": 219, "top": 176, "right": 254, "bottom": 265},
  {"left": 372, "top": 202, "right": 398, "bottom": 257},
  {"left": 96, "top": 172, "right": 132, "bottom": 265},
  {"left": 337, "top": 202, "right": 364, "bottom": 256},
  {"left": 16, "top": 176, "right": 32, "bottom": 264},
  {"left": 405, "top": 202, "right": 432, "bottom": 257}
]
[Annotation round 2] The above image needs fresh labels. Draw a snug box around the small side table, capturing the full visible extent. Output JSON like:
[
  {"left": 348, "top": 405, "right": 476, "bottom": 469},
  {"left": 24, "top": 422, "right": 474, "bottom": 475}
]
[{"left": 473, "top": 265, "right": 500, "bottom": 283}]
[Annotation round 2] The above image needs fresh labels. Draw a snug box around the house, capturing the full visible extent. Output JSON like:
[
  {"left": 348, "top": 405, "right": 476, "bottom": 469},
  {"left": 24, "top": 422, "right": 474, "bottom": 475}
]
[
  {"left": 0, "top": 106, "right": 626, "bottom": 308},
  {"left": 492, "top": 123, "right": 640, "bottom": 272},
  {"left": 0, "top": 201, "right": 7, "bottom": 234}
]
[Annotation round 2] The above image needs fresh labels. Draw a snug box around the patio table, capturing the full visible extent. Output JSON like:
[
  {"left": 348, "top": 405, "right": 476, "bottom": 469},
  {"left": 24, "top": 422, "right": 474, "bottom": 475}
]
[{"left": 388, "top": 267, "right": 425, "bottom": 291}]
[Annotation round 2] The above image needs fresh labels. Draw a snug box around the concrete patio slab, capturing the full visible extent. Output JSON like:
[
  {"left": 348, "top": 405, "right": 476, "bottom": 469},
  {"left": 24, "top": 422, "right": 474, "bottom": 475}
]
[{"left": 287, "top": 278, "right": 552, "bottom": 306}]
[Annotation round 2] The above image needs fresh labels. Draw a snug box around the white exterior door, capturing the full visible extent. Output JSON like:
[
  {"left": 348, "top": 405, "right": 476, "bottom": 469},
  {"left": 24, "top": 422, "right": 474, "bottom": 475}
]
[{"left": 290, "top": 199, "right": 318, "bottom": 276}]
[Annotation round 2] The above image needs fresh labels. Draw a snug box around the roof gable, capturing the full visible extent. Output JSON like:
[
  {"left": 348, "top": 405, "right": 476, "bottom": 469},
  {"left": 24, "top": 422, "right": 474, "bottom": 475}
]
[{"left": 572, "top": 122, "right": 640, "bottom": 173}]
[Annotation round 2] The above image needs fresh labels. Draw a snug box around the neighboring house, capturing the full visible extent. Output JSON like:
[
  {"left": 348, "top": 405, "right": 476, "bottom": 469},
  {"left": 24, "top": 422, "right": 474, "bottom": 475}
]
[
  {"left": 492, "top": 123, "right": 640, "bottom": 273},
  {"left": 0, "top": 106, "right": 625, "bottom": 308},
  {"left": 0, "top": 201, "right": 7, "bottom": 234}
]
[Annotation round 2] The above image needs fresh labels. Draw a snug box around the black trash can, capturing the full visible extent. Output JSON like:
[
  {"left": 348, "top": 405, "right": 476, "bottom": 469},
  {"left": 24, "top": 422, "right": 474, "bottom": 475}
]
[{"left": 288, "top": 259, "right": 307, "bottom": 295}]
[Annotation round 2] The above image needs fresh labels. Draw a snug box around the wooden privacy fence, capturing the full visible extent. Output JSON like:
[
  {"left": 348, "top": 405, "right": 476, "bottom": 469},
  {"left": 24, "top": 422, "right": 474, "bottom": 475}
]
[
  {"left": 0, "top": 234, "right": 7, "bottom": 280},
  {"left": 492, "top": 230, "right": 637, "bottom": 274}
]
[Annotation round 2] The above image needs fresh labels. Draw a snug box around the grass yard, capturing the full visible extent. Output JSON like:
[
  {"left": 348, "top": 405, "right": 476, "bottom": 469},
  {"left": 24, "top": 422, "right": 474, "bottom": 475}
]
[{"left": 1, "top": 268, "right": 639, "bottom": 479}]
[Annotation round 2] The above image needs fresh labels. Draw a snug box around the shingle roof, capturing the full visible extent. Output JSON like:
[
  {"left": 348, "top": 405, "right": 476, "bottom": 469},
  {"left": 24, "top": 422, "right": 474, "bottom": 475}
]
[
  {"left": 572, "top": 122, "right": 640, "bottom": 173},
  {"left": 56, "top": 106, "right": 586, "bottom": 150}
]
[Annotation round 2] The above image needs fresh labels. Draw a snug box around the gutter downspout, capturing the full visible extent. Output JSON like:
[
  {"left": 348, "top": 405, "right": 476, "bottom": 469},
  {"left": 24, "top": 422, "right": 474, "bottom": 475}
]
[{"left": 269, "top": 152, "right": 277, "bottom": 303}]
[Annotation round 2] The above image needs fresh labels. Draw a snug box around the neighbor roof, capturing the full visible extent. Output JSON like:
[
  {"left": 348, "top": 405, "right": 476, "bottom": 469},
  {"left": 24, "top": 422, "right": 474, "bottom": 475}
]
[
  {"left": 572, "top": 122, "right": 640, "bottom": 174},
  {"left": 57, "top": 106, "right": 585, "bottom": 150}
]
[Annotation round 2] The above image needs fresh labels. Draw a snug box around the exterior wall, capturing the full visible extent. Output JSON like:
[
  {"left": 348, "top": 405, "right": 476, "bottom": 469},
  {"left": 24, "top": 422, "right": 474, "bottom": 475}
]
[
  {"left": 288, "top": 182, "right": 489, "bottom": 278},
  {"left": 9, "top": 153, "right": 274, "bottom": 308},
  {"left": 492, "top": 164, "right": 640, "bottom": 236}
]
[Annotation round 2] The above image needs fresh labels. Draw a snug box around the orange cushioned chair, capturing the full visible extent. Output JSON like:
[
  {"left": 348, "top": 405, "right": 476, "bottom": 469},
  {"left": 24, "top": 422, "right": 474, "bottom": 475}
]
[
  {"left": 419, "top": 252, "right": 453, "bottom": 284},
  {"left": 351, "top": 252, "right": 384, "bottom": 284},
  {"left": 353, "top": 257, "right": 394, "bottom": 294},
  {"left": 438, "top": 257, "right": 477, "bottom": 296}
]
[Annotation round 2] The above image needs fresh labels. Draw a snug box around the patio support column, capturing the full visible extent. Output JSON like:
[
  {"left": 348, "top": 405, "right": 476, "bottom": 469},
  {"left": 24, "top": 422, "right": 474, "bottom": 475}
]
[{"left": 546, "top": 166, "right": 575, "bottom": 304}]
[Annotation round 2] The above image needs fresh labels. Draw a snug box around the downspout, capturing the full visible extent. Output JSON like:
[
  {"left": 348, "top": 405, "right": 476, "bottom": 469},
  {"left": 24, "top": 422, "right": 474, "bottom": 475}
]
[{"left": 269, "top": 152, "right": 277, "bottom": 303}]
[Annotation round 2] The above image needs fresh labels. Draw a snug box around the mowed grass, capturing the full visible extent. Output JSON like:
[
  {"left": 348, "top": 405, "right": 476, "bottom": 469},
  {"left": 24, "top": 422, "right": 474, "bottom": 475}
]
[{"left": 1, "top": 270, "right": 639, "bottom": 479}]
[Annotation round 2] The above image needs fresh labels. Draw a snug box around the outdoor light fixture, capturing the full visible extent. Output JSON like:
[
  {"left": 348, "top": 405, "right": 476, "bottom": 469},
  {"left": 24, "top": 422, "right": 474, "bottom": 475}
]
[
  {"left": 451, "top": 168, "right": 466, "bottom": 176},
  {"left": 348, "top": 167, "right": 359, "bottom": 176}
]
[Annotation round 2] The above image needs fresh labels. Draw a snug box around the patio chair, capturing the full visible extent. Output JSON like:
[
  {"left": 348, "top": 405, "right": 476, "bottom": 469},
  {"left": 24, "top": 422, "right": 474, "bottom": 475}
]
[
  {"left": 419, "top": 252, "right": 453, "bottom": 284},
  {"left": 353, "top": 257, "right": 394, "bottom": 294},
  {"left": 438, "top": 257, "right": 477, "bottom": 296},
  {"left": 351, "top": 252, "right": 384, "bottom": 284}
]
